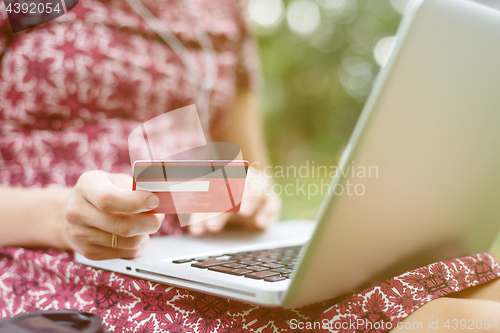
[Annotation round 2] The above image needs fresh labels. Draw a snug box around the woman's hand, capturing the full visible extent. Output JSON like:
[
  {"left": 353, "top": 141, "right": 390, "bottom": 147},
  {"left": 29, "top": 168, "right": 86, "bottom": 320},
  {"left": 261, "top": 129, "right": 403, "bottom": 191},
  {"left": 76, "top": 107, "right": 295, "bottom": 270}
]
[
  {"left": 64, "top": 170, "right": 163, "bottom": 260},
  {"left": 188, "top": 166, "right": 282, "bottom": 235}
]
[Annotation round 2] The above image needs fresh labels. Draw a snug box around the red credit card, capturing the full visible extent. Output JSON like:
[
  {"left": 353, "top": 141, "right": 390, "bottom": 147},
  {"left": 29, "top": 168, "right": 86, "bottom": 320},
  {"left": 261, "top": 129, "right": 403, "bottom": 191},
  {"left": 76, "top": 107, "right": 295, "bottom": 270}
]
[{"left": 132, "top": 160, "right": 248, "bottom": 214}]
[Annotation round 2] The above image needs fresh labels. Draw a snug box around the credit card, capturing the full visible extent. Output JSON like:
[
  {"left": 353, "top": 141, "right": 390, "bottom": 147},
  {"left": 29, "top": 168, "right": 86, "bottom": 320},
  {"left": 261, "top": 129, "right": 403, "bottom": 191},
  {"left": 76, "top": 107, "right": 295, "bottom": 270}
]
[{"left": 133, "top": 160, "right": 248, "bottom": 214}]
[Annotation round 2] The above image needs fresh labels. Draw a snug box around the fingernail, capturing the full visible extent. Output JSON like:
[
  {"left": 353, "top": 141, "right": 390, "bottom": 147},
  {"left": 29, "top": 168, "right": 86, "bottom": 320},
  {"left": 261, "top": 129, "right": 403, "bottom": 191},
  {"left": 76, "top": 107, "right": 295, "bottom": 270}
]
[{"left": 146, "top": 195, "right": 159, "bottom": 210}]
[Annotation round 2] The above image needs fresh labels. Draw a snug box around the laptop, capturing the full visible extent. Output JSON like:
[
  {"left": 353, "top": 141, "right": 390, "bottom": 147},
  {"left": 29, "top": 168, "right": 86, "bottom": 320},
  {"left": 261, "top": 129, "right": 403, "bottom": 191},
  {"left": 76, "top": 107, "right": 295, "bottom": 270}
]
[{"left": 76, "top": 0, "right": 500, "bottom": 308}]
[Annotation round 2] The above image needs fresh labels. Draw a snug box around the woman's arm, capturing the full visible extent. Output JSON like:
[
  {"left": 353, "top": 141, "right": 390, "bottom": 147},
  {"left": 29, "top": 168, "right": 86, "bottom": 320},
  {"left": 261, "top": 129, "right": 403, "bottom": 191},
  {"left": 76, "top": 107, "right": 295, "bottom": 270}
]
[
  {"left": 0, "top": 171, "right": 163, "bottom": 259},
  {"left": 0, "top": 186, "right": 71, "bottom": 249}
]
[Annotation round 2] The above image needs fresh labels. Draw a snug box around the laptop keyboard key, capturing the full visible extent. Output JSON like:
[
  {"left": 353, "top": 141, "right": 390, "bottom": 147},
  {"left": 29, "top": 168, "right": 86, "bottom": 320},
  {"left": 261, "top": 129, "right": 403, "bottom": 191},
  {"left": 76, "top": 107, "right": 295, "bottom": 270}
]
[
  {"left": 255, "top": 258, "right": 277, "bottom": 263},
  {"left": 238, "top": 260, "right": 260, "bottom": 266},
  {"left": 191, "top": 259, "right": 237, "bottom": 268},
  {"left": 260, "top": 263, "right": 284, "bottom": 269},
  {"left": 264, "top": 276, "right": 286, "bottom": 282},
  {"left": 222, "top": 263, "right": 247, "bottom": 269},
  {"left": 246, "top": 266, "right": 269, "bottom": 271},
  {"left": 245, "top": 271, "right": 280, "bottom": 279},
  {"left": 208, "top": 266, "right": 253, "bottom": 276},
  {"left": 229, "top": 255, "right": 249, "bottom": 260},
  {"left": 172, "top": 258, "right": 193, "bottom": 264},
  {"left": 271, "top": 268, "right": 292, "bottom": 274},
  {"left": 194, "top": 256, "right": 213, "bottom": 261},
  {"left": 277, "top": 259, "right": 294, "bottom": 265}
]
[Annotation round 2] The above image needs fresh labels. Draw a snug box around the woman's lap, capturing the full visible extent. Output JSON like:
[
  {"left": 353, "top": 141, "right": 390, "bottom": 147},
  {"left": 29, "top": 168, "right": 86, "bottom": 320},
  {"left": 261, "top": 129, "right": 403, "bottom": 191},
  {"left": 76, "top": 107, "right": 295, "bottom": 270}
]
[
  {"left": 397, "top": 278, "right": 500, "bottom": 333},
  {"left": 397, "top": 297, "right": 500, "bottom": 332},
  {"left": 0, "top": 248, "right": 499, "bottom": 333}
]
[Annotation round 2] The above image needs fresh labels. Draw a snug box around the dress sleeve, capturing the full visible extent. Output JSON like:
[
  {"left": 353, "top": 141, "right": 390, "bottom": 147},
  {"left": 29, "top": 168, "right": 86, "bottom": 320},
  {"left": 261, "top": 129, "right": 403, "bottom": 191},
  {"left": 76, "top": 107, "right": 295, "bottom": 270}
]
[{"left": 235, "top": 0, "right": 262, "bottom": 91}]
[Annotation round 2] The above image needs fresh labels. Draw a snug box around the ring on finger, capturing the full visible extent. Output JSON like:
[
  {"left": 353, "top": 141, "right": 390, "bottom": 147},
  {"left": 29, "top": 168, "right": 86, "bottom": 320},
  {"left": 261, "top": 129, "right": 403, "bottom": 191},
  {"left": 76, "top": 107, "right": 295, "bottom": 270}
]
[{"left": 111, "top": 233, "right": 118, "bottom": 249}]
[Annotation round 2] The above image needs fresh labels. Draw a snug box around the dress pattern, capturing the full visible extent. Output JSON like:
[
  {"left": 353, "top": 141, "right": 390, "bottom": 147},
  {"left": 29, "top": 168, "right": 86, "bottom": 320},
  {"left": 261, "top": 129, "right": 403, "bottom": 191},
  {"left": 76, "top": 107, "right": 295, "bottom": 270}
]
[
  {"left": 0, "top": 248, "right": 499, "bottom": 332},
  {"left": 1, "top": 0, "right": 500, "bottom": 332}
]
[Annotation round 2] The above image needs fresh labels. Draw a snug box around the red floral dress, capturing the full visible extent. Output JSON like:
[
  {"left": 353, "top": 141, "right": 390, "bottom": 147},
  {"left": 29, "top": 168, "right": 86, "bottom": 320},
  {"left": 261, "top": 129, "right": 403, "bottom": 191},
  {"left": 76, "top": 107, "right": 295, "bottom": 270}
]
[{"left": 0, "top": 1, "right": 499, "bottom": 332}]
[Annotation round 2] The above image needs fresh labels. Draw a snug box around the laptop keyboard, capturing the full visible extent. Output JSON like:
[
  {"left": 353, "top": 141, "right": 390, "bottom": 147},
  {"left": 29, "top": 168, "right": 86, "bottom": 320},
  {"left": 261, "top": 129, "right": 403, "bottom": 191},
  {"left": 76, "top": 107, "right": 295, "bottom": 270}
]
[{"left": 172, "top": 246, "right": 302, "bottom": 282}]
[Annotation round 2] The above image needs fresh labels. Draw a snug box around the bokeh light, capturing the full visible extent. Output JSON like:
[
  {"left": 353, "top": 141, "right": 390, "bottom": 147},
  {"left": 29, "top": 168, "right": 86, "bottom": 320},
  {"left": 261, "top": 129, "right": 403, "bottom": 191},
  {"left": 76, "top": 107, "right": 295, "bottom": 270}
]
[
  {"left": 248, "top": 0, "right": 285, "bottom": 28},
  {"left": 338, "top": 56, "right": 374, "bottom": 98},
  {"left": 319, "top": 0, "right": 358, "bottom": 24},
  {"left": 373, "top": 36, "right": 397, "bottom": 66},
  {"left": 318, "top": 0, "right": 346, "bottom": 10},
  {"left": 286, "top": 0, "right": 321, "bottom": 35}
]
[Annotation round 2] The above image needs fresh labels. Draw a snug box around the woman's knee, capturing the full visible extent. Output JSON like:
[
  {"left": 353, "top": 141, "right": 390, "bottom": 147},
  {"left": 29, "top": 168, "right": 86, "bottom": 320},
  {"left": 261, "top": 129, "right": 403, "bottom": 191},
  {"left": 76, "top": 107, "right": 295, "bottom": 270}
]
[{"left": 393, "top": 297, "right": 500, "bottom": 332}]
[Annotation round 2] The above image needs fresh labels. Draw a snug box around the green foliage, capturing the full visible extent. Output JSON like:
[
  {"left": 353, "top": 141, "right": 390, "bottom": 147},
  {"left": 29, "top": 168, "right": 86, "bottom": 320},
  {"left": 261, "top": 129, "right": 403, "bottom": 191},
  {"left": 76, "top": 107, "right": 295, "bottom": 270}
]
[{"left": 257, "top": 0, "right": 403, "bottom": 219}]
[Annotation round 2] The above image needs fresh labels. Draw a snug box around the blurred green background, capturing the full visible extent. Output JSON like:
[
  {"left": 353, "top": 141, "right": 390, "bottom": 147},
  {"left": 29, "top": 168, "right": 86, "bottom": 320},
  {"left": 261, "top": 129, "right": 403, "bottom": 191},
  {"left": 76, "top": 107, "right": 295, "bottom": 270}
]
[{"left": 249, "top": 0, "right": 408, "bottom": 220}]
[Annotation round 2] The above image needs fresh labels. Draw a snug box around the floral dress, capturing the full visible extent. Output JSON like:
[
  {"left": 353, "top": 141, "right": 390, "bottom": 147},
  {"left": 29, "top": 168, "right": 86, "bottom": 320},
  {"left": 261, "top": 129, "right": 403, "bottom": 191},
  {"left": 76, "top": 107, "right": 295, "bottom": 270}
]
[{"left": 0, "top": 0, "right": 499, "bottom": 332}]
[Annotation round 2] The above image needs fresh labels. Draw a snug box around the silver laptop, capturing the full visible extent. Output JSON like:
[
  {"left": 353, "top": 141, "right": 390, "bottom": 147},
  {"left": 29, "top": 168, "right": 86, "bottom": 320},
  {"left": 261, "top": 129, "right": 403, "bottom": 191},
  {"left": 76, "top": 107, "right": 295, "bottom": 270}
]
[{"left": 76, "top": 0, "right": 500, "bottom": 308}]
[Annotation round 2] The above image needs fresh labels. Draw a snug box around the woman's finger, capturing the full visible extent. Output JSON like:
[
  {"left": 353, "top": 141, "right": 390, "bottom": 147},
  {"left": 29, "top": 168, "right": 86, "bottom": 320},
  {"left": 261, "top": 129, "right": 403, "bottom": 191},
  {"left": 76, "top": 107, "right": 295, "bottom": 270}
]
[
  {"left": 66, "top": 196, "right": 163, "bottom": 237},
  {"left": 239, "top": 192, "right": 265, "bottom": 217},
  {"left": 188, "top": 213, "right": 231, "bottom": 235},
  {"left": 76, "top": 170, "right": 159, "bottom": 214},
  {"left": 188, "top": 213, "right": 209, "bottom": 235},
  {"left": 108, "top": 172, "right": 134, "bottom": 190},
  {"left": 188, "top": 222, "right": 206, "bottom": 236},
  {"left": 254, "top": 194, "right": 282, "bottom": 228},
  {"left": 76, "top": 238, "right": 151, "bottom": 261},
  {"left": 67, "top": 225, "right": 150, "bottom": 250},
  {"left": 239, "top": 169, "right": 266, "bottom": 217},
  {"left": 205, "top": 213, "right": 231, "bottom": 232}
]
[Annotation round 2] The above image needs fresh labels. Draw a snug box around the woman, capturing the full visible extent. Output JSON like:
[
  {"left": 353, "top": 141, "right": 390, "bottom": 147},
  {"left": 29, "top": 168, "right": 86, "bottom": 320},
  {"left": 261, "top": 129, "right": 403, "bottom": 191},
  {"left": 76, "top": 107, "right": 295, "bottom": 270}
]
[{"left": 0, "top": 0, "right": 499, "bottom": 331}]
